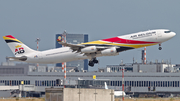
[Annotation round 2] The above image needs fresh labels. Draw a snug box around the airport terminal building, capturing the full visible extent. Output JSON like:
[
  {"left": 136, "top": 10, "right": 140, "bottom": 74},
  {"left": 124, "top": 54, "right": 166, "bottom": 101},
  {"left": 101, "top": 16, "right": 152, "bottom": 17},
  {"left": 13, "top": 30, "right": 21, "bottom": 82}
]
[{"left": 0, "top": 61, "right": 180, "bottom": 97}]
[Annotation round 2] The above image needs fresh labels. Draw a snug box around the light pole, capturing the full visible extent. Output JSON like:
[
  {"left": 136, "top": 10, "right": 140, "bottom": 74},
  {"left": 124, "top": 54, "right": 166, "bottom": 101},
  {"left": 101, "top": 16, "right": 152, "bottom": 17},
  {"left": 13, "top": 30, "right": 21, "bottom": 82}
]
[
  {"left": 62, "top": 30, "right": 67, "bottom": 88},
  {"left": 122, "top": 66, "right": 124, "bottom": 101},
  {"left": 35, "top": 38, "right": 40, "bottom": 67}
]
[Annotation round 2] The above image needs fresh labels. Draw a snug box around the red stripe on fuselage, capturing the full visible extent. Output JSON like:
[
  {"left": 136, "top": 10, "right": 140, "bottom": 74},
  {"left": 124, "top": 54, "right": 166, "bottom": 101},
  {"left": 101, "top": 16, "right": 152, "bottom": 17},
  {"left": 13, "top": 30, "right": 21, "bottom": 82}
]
[
  {"left": 5, "top": 35, "right": 16, "bottom": 39},
  {"left": 102, "top": 37, "right": 158, "bottom": 44}
]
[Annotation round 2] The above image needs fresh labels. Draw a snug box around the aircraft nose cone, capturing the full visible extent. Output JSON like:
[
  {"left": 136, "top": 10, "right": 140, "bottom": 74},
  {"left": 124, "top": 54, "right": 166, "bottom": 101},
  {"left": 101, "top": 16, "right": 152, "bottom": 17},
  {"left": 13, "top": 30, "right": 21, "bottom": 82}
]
[
  {"left": 171, "top": 32, "right": 176, "bottom": 37},
  {"left": 170, "top": 32, "right": 176, "bottom": 38}
]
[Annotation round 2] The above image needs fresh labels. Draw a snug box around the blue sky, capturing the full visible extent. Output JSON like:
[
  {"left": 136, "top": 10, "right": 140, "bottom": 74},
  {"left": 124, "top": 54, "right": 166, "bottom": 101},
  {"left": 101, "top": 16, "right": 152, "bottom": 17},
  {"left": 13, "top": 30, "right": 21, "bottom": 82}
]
[{"left": 0, "top": 0, "right": 179, "bottom": 68}]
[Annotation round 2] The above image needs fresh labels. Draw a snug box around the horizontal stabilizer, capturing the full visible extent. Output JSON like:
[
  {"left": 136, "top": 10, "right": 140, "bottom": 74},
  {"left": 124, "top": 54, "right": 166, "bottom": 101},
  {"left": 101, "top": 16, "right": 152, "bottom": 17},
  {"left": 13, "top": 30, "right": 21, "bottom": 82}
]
[{"left": 8, "top": 56, "right": 27, "bottom": 61}]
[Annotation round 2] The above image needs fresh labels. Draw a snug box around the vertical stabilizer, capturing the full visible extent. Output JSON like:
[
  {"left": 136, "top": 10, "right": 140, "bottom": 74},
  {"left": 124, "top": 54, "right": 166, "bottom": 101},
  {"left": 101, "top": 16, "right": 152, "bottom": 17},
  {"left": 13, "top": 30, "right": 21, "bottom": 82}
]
[{"left": 3, "top": 35, "right": 36, "bottom": 57}]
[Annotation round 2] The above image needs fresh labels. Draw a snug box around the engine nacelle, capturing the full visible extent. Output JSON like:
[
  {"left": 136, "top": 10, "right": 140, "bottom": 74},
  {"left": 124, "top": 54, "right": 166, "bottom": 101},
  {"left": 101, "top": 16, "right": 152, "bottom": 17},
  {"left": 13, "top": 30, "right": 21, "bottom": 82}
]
[
  {"left": 101, "top": 47, "right": 117, "bottom": 56},
  {"left": 81, "top": 46, "right": 97, "bottom": 53}
]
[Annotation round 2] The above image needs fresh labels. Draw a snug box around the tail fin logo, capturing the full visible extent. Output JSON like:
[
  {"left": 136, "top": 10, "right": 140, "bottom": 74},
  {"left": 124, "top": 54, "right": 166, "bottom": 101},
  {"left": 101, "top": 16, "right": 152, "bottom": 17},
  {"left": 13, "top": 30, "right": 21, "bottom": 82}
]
[
  {"left": 15, "top": 45, "right": 25, "bottom": 55},
  {"left": 15, "top": 45, "right": 22, "bottom": 48}
]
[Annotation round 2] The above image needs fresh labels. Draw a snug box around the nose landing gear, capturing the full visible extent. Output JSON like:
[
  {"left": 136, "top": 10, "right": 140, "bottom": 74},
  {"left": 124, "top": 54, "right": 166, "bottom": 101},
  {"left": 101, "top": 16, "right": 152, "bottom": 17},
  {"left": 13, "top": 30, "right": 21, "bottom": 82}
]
[
  {"left": 159, "top": 44, "right": 162, "bottom": 50},
  {"left": 88, "top": 58, "right": 99, "bottom": 67}
]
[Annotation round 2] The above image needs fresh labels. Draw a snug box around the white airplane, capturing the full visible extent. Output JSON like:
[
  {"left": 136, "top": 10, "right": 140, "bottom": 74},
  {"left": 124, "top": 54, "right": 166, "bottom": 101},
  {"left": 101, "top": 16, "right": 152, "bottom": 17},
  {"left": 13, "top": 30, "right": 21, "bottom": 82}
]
[
  {"left": 104, "top": 82, "right": 126, "bottom": 97},
  {"left": 3, "top": 29, "right": 176, "bottom": 67}
]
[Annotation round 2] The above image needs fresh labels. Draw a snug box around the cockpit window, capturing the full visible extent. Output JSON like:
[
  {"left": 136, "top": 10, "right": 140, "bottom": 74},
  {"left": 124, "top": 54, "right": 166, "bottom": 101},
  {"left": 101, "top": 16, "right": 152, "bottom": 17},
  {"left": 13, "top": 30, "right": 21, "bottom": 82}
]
[{"left": 164, "top": 31, "right": 171, "bottom": 33}]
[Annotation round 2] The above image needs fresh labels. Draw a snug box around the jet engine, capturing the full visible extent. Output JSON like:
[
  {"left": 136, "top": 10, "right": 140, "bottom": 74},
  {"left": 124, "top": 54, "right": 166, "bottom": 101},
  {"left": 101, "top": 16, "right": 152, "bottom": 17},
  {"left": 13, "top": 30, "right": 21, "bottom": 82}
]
[
  {"left": 81, "top": 46, "right": 97, "bottom": 53},
  {"left": 101, "top": 47, "right": 117, "bottom": 56}
]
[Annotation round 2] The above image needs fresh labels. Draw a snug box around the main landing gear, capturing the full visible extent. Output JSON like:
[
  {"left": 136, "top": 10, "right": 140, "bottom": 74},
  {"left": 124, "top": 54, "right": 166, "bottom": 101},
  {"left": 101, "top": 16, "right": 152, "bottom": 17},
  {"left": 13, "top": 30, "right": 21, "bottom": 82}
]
[
  {"left": 159, "top": 44, "right": 162, "bottom": 50},
  {"left": 88, "top": 58, "right": 99, "bottom": 67}
]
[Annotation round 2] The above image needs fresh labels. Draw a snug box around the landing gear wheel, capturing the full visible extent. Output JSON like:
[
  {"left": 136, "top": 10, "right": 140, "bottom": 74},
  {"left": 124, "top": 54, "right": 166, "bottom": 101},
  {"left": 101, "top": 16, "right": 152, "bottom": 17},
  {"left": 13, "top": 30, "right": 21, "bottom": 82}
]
[
  {"left": 158, "top": 44, "right": 162, "bottom": 50},
  {"left": 93, "top": 59, "right": 99, "bottom": 64},
  {"left": 89, "top": 58, "right": 98, "bottom": 67},
  {"left": 88, "top": 61, "right": 94, "bottom": 67},
  {"left": 159, "top": 47, "right": 162, "bottom": 50}
]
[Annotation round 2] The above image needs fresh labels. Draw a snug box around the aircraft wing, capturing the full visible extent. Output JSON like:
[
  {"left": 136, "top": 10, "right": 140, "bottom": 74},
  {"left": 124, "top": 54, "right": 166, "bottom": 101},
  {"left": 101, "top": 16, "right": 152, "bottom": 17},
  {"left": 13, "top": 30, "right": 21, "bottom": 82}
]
[
  {"left": 58, "top": 41, "right": 107, "bottom": 52},
  {"left": 58, "top": 41, "right": 85, "bottom": 48},
  {"left": 58, "top": 40, "right": 119, "bottom": 56}
]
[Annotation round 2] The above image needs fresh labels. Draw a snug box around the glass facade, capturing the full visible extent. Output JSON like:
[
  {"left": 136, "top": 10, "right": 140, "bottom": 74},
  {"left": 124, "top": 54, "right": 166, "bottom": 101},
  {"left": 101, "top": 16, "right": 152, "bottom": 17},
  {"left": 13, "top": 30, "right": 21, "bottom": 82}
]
[
  {"left": 78, "top": 80, "right": 180, "bottom": 88},
  {"left": 55, "top": 34, "right": 89, "bottom": 70},
  {"left": 0, "top": 80, "right": 30, "bottom": 86},
  {"left": 35, "top": 80, "right": 56, "bottom": 86},
  {"left": 1, "top": 79, "right": 179, "bottom": 88}
]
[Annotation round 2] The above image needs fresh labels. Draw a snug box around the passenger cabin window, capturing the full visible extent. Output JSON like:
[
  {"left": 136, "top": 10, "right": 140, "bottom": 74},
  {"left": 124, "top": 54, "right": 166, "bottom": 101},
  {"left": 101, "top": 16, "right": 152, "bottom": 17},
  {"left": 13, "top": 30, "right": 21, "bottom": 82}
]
[{"left": 164, "top": 31, "right": 171, "bottom": 33}]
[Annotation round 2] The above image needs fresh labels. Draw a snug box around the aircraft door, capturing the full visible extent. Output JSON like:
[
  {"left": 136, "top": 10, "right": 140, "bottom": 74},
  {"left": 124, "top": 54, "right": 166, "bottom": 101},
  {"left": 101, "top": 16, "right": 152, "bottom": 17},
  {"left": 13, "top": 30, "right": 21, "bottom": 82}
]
[{"left": 158, "top": 32, "right": 162, "bottom": 37}]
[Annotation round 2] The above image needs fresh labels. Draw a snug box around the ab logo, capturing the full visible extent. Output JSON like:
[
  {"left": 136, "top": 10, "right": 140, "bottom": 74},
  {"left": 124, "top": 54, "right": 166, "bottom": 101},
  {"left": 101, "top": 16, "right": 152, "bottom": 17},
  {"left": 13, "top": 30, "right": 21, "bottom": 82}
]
[{"left": 15, "top": 45, "right": 25, "bottom": 55}]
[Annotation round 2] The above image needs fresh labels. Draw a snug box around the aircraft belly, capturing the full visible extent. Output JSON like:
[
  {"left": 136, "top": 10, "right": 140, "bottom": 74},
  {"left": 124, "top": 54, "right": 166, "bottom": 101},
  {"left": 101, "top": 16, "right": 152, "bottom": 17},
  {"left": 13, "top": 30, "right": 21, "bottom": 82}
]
[
  {"left": 43, "top": 52, "right": 75, "bottom": 63},
  {"left": 40, "top": 51, "right": 87, "bottom": 63},
  {"left": 26, "top": 49, "right": 89, "bottom": 64}
]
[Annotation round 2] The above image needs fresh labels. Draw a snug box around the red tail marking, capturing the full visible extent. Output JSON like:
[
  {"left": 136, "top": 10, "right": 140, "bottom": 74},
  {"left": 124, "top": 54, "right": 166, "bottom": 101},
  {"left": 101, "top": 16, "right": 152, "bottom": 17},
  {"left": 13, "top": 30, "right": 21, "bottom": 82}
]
[{"left": 5, "top": 35, "right": 16, "bottom": 39}]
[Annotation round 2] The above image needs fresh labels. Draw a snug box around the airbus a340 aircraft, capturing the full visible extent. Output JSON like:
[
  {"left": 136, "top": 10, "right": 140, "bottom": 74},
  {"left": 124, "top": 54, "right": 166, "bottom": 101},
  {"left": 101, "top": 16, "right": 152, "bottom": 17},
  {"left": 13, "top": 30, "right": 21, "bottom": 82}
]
[{"left": 3, "top": 29, "right": 176, "bottom": 67}]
